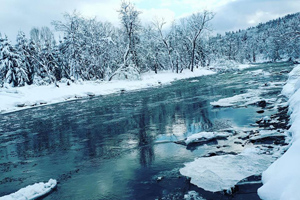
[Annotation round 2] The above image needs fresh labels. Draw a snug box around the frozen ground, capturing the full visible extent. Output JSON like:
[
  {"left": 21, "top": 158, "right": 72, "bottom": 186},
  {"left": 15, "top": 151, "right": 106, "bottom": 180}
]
[
  {"left": 0, "top": 68, "right": 215, "bottom": 114},
  {"left": 258, "top": 64, "right": 300, "bottom": 200},
  {"left": 0, "top": 179, "right": 57, "bottom": 200}
]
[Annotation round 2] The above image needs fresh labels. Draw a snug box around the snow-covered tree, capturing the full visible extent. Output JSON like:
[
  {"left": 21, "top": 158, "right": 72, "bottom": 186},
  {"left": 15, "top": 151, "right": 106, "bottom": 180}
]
[
  {"left": 0, "top": 36, "right": 28, "bottom": 87},
  {"left": 109, "top": 1, "right": 142, "bottom": 81}
]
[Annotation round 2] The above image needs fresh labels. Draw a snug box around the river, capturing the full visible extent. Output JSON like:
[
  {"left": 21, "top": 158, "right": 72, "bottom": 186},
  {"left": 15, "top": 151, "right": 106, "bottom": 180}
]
[{"left": 0, "top": 62, "right": 293, "bottom": 199}]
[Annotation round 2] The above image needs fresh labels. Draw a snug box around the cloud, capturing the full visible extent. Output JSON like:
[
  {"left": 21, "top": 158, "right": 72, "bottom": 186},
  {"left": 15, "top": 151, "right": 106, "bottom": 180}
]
[
  {"left": 211, "top": 0, "right": 300, "bottom": 34},
  {"left": 0, "top": 0, "right": 299, "bottom": 41}
]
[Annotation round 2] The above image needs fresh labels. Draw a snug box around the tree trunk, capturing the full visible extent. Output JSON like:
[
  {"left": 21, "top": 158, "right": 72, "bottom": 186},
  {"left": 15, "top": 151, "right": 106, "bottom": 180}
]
[{"left": 191, "top": 41, "right": 196, "bottom": 72}]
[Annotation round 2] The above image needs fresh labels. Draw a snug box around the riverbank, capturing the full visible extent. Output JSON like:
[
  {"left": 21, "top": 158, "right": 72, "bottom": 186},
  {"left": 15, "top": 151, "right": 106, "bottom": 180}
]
[
  {"left": 0, "top": 61, "right": 257, "bottom": 115},
  {"left": 258, "top": 64, "right": 300, "bottom": 200},
  {"left": 0, "top": 68, "right": 217, "bottom": 114}
]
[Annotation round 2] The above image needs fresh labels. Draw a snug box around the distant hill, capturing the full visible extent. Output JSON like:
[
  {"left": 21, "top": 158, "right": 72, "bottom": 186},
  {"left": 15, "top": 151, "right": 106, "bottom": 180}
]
[{"left": 208, "top": 12, "right": 300, "bottom": 63}]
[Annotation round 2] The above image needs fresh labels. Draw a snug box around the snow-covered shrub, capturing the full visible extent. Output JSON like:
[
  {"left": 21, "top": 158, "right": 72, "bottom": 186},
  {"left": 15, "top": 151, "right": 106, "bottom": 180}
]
[
  {"left": 110, "top": 64, "right": 141, "bottom": 81},
  {"left": 208, "top": 59, "right": 244, "bottom": 72}
]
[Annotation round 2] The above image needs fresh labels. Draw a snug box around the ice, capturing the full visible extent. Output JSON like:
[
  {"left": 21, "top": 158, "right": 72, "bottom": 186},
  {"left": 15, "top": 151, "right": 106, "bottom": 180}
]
[
  {"left": 184, "top": 132, "right": 231, "bottom": 145},
  {"left": 0, "top": 68, "right": 215, "bottom": 114},
  {"left": 210, "top": 89, "right": 262, "bottom": 107},
  {"left": 180, "top": 147, "right": 274, "bottom": 193},
  {"left": 0, "top": 179, "right": 57, "bottom": 200},
  {"left": 258, "top": 64, "right": 300, "bottom": 200}
]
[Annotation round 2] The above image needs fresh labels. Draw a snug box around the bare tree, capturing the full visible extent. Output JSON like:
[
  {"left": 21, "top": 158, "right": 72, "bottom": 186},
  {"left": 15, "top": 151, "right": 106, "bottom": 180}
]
[
  {"left": 118, "top": 0, "right": 141, "bottom": 68},
  {"left": 182, "top": 11, "right": 214, "bottom": 72},
  {"left": 153, "top": 18, "right": 175, "bottom": 72}
]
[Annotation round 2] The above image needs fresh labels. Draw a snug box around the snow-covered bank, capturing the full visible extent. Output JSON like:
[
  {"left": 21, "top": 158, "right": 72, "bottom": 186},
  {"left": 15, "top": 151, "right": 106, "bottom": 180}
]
[
  {"left": 0, "top": 68, "right": 215, "bottom": 114},
  {"left": 0, "top": 179, "right": 57, "bottom": 200},
  {"left": 258, "top": 64, "right": 300, "bottom": 200}
]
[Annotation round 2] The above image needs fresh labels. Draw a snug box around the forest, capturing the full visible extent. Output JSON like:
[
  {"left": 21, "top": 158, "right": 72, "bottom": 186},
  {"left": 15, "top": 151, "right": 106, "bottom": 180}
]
[{"left": 0, "top": 1, "right": 299, "bottom": 87}]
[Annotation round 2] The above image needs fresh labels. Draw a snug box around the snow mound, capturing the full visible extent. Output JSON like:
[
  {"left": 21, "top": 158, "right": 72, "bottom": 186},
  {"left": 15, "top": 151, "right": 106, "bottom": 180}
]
[
  {"left": 0, "top": 179, "right": 57, "bottom": 200},
  {"left": 180, "top": 148, "right": 274, "bottom": 193},
  {"left": 210, "top": 89, "right": 262, "bottom": 107},
  {"left": 185, "top": 132, "right": 231, "bottom": 145}
]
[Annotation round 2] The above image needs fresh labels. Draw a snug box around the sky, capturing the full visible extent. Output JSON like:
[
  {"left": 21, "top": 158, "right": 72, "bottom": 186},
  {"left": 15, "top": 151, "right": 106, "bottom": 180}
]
[{"left": 1, "top": 0, "right": 300, "bottom": 41}]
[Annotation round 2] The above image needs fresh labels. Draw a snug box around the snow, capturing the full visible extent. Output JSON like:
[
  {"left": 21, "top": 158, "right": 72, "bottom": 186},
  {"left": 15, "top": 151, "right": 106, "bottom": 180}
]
[
  {"left": 184, "top": 132, "right": 231, "bottom": 145},
  {"left": 180, "top": 147, "right": 275, "bottom": 193},
  {"left": 184, "top": 191, "right": 205, "bottom": 200},
  {"left": 0, "top": 68, "right": 215, "bottom": 114},
  {"left": 0, "top": 179, "right": 57, "bottom": 200},
  {"left": 210, "top": 89, "right": 262, "bottom": 107},
  {"left": 258, "top": 64, "right": 300, "bottom": 200}
]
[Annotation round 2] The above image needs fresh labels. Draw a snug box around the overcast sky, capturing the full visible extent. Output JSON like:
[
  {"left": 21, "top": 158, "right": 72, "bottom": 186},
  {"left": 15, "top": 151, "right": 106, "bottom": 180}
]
[{"left": 1, "top": 0, "right": 300, "bottom": 41}]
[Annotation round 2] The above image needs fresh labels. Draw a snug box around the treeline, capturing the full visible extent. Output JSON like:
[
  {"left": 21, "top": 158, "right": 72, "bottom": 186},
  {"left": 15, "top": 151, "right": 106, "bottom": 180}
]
[
  {"left": 0, "top": 1, "right": 299, "bottom": 87},
  {"left": 209, "top": 13, "right": 300, "bottom": 63}
]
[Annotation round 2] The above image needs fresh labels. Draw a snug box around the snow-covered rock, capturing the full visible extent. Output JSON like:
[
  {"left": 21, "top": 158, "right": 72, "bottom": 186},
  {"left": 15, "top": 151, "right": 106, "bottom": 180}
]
[
  {"left": 0, "top": 179, "right": 57, "bottom": 200},
  {"left": 184, "top": 132, "right": 231, "bottom": 145}
]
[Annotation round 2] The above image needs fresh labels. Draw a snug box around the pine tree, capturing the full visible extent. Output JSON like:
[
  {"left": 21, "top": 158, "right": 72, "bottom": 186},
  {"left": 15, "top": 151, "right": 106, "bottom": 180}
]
[{"left": 0, "top": 36, "right": 28, "bottom": 87}]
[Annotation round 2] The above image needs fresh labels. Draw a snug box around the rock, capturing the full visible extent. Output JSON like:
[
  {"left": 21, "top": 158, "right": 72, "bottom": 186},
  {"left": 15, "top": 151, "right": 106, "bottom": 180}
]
[
  {"left": 87, "top": 92, "right": 95, "bottom": 97},
  {"left": 257, "top": 110, "right": 265, "bottom": 114},
  {"left": 257, "top": 100, "right": 267, "bottom": 108},
  {"left": 234, "top": 141, "right": 243, "bottom": 144},
  {"left": 280, "top": 70, "right": 289, "bottom": 73},
  {"left": 249, "top": 134, "right": 286, "bottom": 145},
  {"left": 293, "top": 61, "right": 300, "bottom": 64},
  {"left": 75, "top": 95, "right": 83, "bottom": 99},
  {"left": 15, "top": 103, "right": 25, "bottom": 107},
  {"left": 203, "top": 151, "right": 238, "bottom": 157},
  {"left": 39, "top": 100, "right": 47, "bottom": 105}
]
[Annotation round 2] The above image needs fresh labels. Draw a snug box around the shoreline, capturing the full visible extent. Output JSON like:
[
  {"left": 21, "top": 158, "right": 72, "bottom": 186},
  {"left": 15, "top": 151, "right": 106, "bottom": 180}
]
[{"left": 0, "top": 68, "right": 218, "bottom": 115}]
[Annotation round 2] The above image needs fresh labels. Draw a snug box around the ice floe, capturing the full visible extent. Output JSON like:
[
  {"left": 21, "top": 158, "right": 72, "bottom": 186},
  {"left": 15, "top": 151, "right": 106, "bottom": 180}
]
[
  {"left": 180, "top": 147, "right": 275, "bottom": 193},
  {"left": 0, "top": 179, "right": 57, "bottom": 200}
]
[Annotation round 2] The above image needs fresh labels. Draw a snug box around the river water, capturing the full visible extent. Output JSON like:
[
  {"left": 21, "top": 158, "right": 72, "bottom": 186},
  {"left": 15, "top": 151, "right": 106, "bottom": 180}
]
[{"left": 0, "top": 62, "right": 293, "bottom": 199}]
